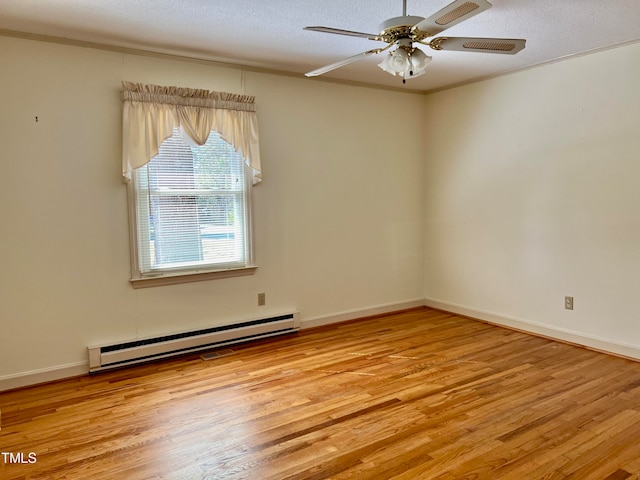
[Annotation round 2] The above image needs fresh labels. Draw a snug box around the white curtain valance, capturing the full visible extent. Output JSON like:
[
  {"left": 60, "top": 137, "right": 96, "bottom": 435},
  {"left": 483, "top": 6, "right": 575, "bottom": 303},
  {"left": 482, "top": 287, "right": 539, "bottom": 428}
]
[{"left": 121, "top": 81, "right": 262, "bottom": 184}]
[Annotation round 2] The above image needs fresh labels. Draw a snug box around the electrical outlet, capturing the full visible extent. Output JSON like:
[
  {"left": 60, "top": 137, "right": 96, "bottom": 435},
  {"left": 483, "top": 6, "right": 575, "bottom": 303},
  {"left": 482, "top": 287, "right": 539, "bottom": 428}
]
[
  {"left": 257, "top": 292, "right": 266, "bottom": 306},
  {"left": 565, "top": 296, "right": 574, "bottom": 310}
]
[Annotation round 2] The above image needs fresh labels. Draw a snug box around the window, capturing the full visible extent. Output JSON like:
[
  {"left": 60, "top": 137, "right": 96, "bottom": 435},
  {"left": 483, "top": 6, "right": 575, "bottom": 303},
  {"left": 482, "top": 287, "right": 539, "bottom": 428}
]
[
  {"left": 129, "top": 128, "right": 253, "bottom": 284},
  {"left": 121, "top": 82, "right": 261, "bottom": 288}
]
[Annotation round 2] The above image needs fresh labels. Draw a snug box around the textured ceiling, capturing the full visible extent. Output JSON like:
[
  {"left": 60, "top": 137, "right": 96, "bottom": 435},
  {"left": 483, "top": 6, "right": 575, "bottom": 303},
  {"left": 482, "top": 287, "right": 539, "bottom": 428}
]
[{"left": 1, "top": 0, "right": 639, "bottom": 92}]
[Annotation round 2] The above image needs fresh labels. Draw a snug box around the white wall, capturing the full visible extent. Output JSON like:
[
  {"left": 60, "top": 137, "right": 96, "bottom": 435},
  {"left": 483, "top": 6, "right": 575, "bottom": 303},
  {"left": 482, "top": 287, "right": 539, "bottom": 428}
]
[
  {"left": 423, "top": 42, "right": 640, "bottom": 358},
  {"left": 0, "top": 36, "right": 425, "bottom": 386}
]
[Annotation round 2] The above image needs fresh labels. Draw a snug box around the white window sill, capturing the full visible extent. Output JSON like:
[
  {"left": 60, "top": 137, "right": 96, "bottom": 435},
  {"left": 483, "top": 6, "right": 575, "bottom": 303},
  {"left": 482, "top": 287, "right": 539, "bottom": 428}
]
[{"left": 130, "top": 266, "right": 258, "bottom": 289}]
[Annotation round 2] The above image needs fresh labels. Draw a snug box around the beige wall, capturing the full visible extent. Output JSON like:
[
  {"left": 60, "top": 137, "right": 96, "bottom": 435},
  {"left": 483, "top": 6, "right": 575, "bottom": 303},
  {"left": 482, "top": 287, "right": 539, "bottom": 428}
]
[
  {"left": 0, "top": 36, "right": 425, "bottom": 383},
  {"left": 423, "top": 42, "right": 640, "bottom": 357},
  {"left": 2, "top": 33, "right": 639, "bottom": 387}
]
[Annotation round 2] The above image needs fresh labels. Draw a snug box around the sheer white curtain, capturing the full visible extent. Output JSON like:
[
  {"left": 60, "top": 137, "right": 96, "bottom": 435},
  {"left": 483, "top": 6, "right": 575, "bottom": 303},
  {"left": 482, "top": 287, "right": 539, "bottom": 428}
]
[{"left": 121, "top": 81, "right": 262, "bottom": 184}]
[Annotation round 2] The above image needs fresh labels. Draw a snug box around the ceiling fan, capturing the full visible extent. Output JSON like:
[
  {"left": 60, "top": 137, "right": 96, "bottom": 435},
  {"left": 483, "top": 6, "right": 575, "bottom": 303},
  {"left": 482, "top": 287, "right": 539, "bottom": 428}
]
[{"left": 304, "top": 0, "right": 526, "bottom": 83}]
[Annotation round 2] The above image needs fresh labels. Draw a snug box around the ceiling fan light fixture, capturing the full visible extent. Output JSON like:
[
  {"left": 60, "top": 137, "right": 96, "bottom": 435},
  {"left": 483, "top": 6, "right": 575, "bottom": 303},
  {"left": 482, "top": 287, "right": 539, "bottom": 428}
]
[
  {"left": 378, "top": 45, "right": 431, "bottom": 80},
  {"left": 390, "top": 47, "right": 411, "bottom": 72},
  {"left": 410, "top": 47, "right": 432, "bottom": 72},
  {"left": 377, "top": 53, "right": 397, "bottom": 75}
]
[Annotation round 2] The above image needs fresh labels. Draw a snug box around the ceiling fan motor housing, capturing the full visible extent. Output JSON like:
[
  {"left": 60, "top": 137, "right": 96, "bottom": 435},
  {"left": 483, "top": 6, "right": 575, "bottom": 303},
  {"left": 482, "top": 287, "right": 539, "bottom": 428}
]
[{"left": 378, "top": 16, "right": 427, "bottom": 43}]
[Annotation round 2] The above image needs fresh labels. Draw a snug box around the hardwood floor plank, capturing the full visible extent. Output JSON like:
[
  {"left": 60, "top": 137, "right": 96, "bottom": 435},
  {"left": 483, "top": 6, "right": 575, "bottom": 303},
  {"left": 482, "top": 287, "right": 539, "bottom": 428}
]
[
  {"left": 602, "top": 469, "right": 634, "bottom": 480},
  {"left": 2, "top": 307, "right": 640, "bottom": 479}
]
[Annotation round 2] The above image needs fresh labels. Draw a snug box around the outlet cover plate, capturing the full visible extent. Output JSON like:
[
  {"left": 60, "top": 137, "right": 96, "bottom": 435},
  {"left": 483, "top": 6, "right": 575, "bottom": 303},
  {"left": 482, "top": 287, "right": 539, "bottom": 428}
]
[{"left": 565, "top": 296, "right": 574, "bottom": 310}]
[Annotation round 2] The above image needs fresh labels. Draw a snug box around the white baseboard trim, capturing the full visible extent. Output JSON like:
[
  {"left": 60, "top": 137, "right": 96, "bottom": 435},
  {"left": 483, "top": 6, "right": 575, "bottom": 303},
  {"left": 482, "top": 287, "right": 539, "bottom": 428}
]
[
  {"left": 424, "top": 297, "right": 640, "bottom": 361},
  {"left": 0, "top": 362, "right": 88, "bottom": 392},
  {"left": 1, "top": 301, "right": 422, "bottom": 392},
  {"left": 300, "top": 298, "right": 425, "bottom": 330},
  {"left": 12, "top": 296, "right": 636, "bottom": 392}
]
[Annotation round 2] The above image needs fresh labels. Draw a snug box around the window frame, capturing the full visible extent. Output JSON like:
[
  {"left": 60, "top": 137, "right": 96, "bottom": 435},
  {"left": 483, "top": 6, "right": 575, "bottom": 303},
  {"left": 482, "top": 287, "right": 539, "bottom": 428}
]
[{"left": 126, "top": 131, "right": 257, "bottom": 289}]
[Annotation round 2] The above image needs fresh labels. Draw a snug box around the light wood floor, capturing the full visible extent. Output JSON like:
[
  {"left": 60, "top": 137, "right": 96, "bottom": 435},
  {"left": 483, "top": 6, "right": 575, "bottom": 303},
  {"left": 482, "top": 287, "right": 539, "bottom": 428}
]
[{"left": 2, "top": 307, "right": 640, "bottom": 479}]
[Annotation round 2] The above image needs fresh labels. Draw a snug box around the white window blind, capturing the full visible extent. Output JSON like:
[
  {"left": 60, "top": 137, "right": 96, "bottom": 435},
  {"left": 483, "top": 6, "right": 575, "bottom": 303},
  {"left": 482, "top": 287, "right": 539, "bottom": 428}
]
[{"left": 132, "top": 128, "right": 250, "bottom": 276}]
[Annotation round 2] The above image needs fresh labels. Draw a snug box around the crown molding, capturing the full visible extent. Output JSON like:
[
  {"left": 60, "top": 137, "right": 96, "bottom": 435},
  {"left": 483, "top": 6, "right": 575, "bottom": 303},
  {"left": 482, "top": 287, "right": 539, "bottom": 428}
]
[{"left": 0, "top": 29, "right": 424, "bottom": 95}]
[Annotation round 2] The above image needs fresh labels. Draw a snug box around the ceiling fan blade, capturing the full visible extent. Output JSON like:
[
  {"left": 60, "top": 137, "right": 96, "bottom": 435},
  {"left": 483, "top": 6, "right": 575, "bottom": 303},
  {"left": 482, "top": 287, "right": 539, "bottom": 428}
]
[
  {"left": 304, "top": 26, "right": 381, "bottom": 40},
  {"left": 305, "top": 48, "right": 386, "bottom": 77},
  {"left": 412, "top": 0, "right": 492, "bottom": 37},
  {"left": 430, "top": 36, "right": 526, "bottom": 54}
]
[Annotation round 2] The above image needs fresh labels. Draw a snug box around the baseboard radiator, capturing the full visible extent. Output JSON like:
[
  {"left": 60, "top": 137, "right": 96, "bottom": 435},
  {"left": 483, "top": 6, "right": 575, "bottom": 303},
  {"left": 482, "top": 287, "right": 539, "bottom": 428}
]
[{"left": 88, "top": 312, "right": 300, "bottom": 373}]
